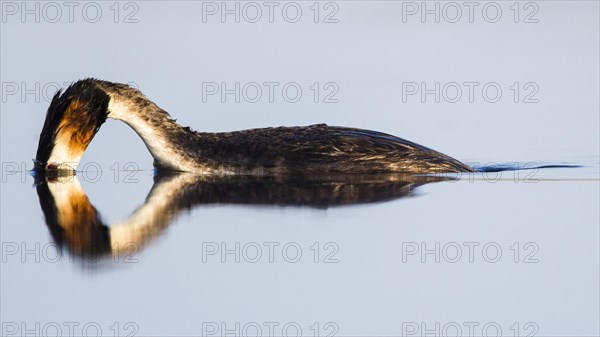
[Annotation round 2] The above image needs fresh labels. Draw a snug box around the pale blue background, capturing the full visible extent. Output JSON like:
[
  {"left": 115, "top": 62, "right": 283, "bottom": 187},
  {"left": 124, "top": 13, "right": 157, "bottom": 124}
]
[{"left": 1, "top": 1, "right": 599, "bottom": 336}]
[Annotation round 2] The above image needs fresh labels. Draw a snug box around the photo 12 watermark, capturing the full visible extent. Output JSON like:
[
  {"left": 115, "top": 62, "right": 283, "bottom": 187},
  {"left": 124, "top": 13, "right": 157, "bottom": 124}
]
[
  {"left": 201, "top": 321, "right": 339, "bottom": 337},
  {"left": 1, "top": 241, "right": 141, "bottom": 264},
  {"left": 200, "top": 81, "right": 340, "bottom": 104},
  {"left": 400, "top": 1, "right": 540, "bottom": 24},
  {"left": 1, "top": 321, "right": 139, "bottom": 337},
  {"left": 401, "top": 82, "right": 540, "bottom": 104},
  {"left": 1, "top": 1, "right": 141, "bottom": 24},
  {"left": 401, "top": 321, "right": 539, "bottom": 337},
  {"left": 1, "top": 161, "right": 146, "bottom": 184},
  {"left": 200, "top": 1, "right": 340, "bottom": 24},
  {"left": 442, "top": 162, "right": 542, "bottom": 184},
  {"left": 1, "top": 81, "right": 139, "bottom": 103},
  {"left": 201, "top": 241, "right": 340, "bottom": 264},
  {"left": 401, "top": 241, "right": 540, "bottom": 264}
]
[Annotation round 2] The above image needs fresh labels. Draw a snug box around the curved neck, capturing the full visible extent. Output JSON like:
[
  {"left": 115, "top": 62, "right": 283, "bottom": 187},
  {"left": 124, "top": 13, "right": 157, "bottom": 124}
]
[{"left": 100, "top": 83, "right": 198, "bottom": 171}]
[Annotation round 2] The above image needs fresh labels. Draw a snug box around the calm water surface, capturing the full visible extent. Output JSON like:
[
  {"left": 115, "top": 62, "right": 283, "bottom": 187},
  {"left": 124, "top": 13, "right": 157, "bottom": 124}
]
[{"left": 1, "top": 160, "right": 598, "bottom": 336}]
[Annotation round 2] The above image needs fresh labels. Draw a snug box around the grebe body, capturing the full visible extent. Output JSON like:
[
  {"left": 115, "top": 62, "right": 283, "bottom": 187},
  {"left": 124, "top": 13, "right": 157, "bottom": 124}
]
[{"left": 35, "top": 79, "right": 473, "bottom": 174}]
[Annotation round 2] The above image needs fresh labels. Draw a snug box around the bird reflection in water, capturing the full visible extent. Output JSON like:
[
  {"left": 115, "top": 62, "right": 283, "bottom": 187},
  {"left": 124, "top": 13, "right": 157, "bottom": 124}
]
[{"left": 35, "top": 172, "right": 454, "bottom": 262}]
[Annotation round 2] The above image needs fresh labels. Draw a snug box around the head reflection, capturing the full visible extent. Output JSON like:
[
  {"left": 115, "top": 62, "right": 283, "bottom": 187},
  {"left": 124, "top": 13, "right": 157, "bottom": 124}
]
[{"left": 35, "top": 172, "right": 454, "bottom": 262}]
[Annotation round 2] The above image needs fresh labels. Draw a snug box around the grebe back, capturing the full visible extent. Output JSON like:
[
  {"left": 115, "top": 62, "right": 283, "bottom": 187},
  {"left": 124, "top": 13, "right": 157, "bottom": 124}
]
[{"left": 35, "top": 78, "right": 473, "bottom": 174}]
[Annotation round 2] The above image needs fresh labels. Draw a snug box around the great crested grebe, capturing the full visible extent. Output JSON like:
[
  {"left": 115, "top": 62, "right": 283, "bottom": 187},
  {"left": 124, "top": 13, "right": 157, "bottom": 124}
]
[{"left": 35, "top": 78, "right": 474, "bottom": 174}]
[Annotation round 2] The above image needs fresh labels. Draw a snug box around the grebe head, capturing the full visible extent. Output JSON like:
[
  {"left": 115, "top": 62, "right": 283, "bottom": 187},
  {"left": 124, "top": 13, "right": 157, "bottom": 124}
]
[{"left": 35, "top": 79, "right": 110, "bottom": 172}]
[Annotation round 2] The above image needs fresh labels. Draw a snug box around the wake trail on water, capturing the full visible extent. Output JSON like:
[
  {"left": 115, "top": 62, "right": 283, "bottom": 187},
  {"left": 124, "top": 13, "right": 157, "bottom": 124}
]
[{"left": 471, "top": 162, "right": 582, "bottom": 173}]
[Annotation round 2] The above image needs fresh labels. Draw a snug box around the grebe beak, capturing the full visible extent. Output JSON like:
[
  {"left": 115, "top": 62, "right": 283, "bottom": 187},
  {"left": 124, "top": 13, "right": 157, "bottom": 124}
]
[{"left": 35, "top": 79, "right": 110, "bottom": 172}]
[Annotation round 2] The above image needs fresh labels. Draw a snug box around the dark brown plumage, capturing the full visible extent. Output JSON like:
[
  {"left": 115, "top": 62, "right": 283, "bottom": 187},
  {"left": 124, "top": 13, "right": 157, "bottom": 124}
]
[{"left": 182, "top": 124, "right": 473, "bottom": 174}]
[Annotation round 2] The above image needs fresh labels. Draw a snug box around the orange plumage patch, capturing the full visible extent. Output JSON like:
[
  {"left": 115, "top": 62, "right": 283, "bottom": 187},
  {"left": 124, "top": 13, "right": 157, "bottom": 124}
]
[
  {"left": 63, "top": 193, "right": 99, "bottom": 253},
  {"left": 55, "top": 99, "right": 96, "bottom": 157}
]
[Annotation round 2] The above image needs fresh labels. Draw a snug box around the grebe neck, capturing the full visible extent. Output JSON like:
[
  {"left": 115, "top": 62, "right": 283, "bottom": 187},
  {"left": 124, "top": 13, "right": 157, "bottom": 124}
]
[{"left": 100, "top": 83, "right": 199, "bottom": 171}]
